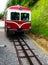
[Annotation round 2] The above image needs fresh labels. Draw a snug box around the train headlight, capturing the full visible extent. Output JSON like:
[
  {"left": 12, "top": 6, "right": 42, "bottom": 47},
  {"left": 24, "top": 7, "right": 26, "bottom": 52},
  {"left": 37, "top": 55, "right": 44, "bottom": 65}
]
[{"left": 29, "top": 26, "right": 31, "bottom": 29}]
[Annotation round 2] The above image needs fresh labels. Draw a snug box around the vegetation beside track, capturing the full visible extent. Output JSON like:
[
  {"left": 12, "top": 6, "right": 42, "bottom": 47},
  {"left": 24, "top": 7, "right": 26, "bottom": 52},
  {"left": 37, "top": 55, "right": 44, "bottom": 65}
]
[
  {"left": 0, "top": 13, "right": 3, "bottom": 19},
  {"left": 31, "top": 0, "right": 48, "bottom": 38}
]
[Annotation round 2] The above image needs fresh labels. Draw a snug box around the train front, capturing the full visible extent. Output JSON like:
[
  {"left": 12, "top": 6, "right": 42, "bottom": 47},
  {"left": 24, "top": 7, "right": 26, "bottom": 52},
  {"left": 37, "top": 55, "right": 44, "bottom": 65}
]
[{"left": 5, "top": 5, "right": 31, "bottom": 35}]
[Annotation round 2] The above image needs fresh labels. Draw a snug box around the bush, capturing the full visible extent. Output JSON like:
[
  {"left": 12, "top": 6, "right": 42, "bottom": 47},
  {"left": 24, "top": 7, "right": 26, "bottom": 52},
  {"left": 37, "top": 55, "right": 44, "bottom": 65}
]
[{"left": 0, "top": 13, "right": 3, "bottom": 19}]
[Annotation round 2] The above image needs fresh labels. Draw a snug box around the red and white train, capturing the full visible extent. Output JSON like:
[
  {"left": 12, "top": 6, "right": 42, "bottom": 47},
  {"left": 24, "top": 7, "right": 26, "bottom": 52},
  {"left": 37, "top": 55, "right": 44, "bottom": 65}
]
[{"left": 4, "top": 5, "right": 31, "bottom": 35}]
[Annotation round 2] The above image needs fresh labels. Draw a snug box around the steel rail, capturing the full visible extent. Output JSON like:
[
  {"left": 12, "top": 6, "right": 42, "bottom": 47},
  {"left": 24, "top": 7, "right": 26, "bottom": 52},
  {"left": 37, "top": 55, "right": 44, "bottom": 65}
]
[
  {"left": 20, "top": 36, "right": 42, "bottom": 65},
  {"left": 13, "top": 39, "right": 23, "bottom": 65},
  {"left": 17, "top": 37, "right": 34, "bottom": 65},
  {"left": 11, "top": 35, "right": 42, "bottom": 65}
]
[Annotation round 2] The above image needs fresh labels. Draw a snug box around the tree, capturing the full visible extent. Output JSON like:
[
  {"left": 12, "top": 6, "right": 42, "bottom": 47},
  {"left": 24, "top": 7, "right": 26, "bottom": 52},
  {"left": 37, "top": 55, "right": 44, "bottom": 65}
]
[
  {"left": 7, "top": 0, "right": 17, "bottom": 8},
  {"left": 6, "top": 0, "right": 39, "bottom": 8},
  {"left": 28, "top": 0, "right": 39, "bottom": 6},
  {"left": 0, "top": 13, "right": 3, "bottom": 19}
]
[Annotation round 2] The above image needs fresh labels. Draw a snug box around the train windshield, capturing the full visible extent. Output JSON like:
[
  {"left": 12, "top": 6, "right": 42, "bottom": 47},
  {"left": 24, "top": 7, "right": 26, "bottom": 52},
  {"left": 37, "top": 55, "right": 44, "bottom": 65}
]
[
  {"left": 11, "top": 12, "right": 19, "bottom": 20},
  {"left": 21, "top": 13, "right": 29, "bottom": 21}
]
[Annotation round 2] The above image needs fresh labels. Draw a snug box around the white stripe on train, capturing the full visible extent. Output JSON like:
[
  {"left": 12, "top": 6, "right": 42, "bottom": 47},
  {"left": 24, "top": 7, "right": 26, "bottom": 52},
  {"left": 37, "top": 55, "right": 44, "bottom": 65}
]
[{"left": 6, "top": 21, "right": 30, "bottom": 28}]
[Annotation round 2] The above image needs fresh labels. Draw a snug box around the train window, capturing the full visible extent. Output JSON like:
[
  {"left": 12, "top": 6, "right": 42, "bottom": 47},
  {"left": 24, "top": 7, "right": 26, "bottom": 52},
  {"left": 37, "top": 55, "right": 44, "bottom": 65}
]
[
  {"left": 11, "top": 12, "right": 19, "bottom": 20},
  {"left": 21, "top": 13, "right": 29, "bottom": 21}
]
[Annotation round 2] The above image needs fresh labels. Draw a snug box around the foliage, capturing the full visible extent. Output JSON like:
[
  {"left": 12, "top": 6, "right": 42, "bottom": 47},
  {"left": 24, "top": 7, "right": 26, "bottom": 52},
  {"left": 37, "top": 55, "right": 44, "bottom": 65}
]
[
  {"left": 6, "top": 0, "right": 39, "bottom": 8},
  {"left": 0, "top": 13, "right": 3, "bottom": 19},
  {"left": 7, "top": 0, "right": 17, "bottom": 7},
  {"left": 31, "top": 0, "right": 48, "bottom": 37}
]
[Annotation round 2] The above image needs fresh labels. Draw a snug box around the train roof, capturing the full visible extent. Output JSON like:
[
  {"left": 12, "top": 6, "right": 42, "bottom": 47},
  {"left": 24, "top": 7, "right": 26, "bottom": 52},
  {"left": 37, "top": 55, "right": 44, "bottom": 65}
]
[{"left": 8, "top": 5, "right": 30, "bottom": 11}]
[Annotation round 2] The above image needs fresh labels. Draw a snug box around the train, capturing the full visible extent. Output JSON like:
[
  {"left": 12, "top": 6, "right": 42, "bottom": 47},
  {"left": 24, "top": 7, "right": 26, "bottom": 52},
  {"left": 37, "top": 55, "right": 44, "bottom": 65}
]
[{"left": 4, "top": 5, "right": 31, "bottom": 35}]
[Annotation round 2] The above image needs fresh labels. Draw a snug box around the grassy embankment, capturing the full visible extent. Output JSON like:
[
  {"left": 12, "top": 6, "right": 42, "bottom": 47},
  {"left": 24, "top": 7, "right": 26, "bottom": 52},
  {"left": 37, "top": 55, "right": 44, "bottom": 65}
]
[
  {"left": 31, "top": 0, "right": 48, "bottom": 38},
  {"left": 30, "top": 0, "right": 48, "bottom": 53}
]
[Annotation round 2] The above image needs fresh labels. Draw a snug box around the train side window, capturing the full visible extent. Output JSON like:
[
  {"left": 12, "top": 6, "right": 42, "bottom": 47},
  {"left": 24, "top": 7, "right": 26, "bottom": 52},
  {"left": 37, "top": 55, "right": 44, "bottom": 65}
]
[
  {"left": 11, "top": 12, "right": 19, "bottom": 20},
  {"left": 21, "top": 13, "right": 29, "bottom": 21}
]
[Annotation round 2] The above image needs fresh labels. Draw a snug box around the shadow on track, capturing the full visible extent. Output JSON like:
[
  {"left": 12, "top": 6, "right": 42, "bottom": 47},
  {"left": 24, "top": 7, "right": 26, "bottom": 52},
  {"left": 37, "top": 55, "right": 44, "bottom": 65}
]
[{"left": 6, "top": 33, "right": 27, "bottom": 42}]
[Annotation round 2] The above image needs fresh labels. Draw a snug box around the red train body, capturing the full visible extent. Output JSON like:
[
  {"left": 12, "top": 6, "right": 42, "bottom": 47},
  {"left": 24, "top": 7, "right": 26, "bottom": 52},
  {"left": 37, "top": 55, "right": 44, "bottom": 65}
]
[{"left": 5, "top": 5, "right": 31, "bottom": 35}]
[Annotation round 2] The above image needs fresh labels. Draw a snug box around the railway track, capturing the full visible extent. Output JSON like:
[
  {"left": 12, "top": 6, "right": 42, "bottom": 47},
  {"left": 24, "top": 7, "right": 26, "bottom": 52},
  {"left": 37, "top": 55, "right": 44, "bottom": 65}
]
[{"left": 9, "top": 35, "right": 43, "bottom": 65}]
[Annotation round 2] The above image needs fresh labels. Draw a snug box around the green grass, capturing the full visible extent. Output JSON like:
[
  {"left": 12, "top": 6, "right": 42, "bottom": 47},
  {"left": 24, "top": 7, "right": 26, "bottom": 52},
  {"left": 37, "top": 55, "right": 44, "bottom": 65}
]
[{"left": 31, "top": 0, "right": 48, "bottom": 37}]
